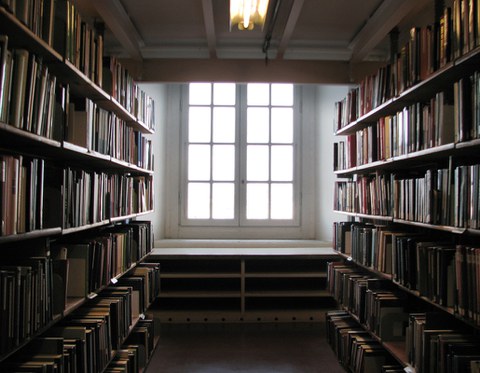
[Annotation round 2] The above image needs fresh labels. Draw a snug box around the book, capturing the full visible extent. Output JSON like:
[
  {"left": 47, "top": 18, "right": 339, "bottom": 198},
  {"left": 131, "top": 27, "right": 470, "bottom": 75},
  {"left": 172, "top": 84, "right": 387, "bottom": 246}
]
[
  {"left": 66, "top": 97, "right": 94, "bottom": 149},
  {"left": 8, "top": 48, "right": 29, "bottom": 129},
  {"left": 61, "top": 243, "right": 91, "bottom": 297},
  {"left": 0, "top": 35, "right": 8, "bottom": 123}
]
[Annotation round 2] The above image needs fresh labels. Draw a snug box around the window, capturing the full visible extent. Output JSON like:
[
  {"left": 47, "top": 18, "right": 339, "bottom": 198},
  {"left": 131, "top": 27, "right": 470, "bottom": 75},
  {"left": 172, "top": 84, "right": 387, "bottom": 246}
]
[{"left": 182, "top": 82, "right": 299, "bottom": 227}]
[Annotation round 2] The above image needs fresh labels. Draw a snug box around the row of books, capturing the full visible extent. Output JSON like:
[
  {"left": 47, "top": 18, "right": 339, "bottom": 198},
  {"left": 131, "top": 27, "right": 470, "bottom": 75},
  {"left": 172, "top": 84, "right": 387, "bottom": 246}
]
[
  {"left": 1, "top": 0, "right": 56, "bottom": 47},
  {"left": 393, "top": 163, "right": 480, "bottom": 228},
  {"left": 0, "top": 224, "right": 156, "bottom": 359},
  {"left": 67, "top": 96, "right": 153, "bottom": 170},
  {"left": 0, "top": 255, "right": 52, "bottom": 356},
  {"left": 333, "top": 222, "right": 480, "bottom": 325},
  {"left": 51, "top": 221, "right": 154, "bottom": 300},
  {"left": 0, "top": 155, "right": 49, "bottom": 236},
  {"left": 0, "top": 34, "right": 155, "bottom": 142},
  {"left": 335, "top": 160, "right": 480, "bottom": 229},
  {"left": 101, "top": 55, "right": 157, "bottom": 131},
  {"left": 62, "top": 0, "right": 104, "bottom": 86},
  {"left": 454, "top": 71, "right": 480, "bottom": 143},
  {"left": 327, "top": 262, "right": 408, "bottom": 342},
  {"left": 134, "top": 85, "right": 156, "bottom": 132},
  {"left": 62, "top": 166, "right": 153, "bottom": 229},
  {"left": 327, "top": 262, "right": 480, "bottom": 372},
  {"left": 325, "top": 310, "right": 403, "bottom": 373},
  {"left": 0, "top": 317, "right": 156, "bottom": 373},
  {"left": 105, "top": 319, "right": 156, "bottom": 373},
  {"left": 406, "top": 312, "right": 480, "bottom": 373},
  {"left": 327, "top": 307, "right": 480, "bottom": 373},
  {"left": 334, "top": 0, "right": 480, "bottom": 131},
  {"left": 1, "top": 155, "right": 153, "bottom": 236},
  {"left": 334, "top": 91, "right": 455, "bottom": 170},
  {"left": 5, "top": 3, "right": 89, "bottom": 89},
  {"left": 334, "top": 173, "right": 391, "bottom": 217},
  {"left": 0, "top": 40, "right": 63, "bottom": 140},
  {"left": 0, "top": 38, "right": 154, "bottom": 171}
]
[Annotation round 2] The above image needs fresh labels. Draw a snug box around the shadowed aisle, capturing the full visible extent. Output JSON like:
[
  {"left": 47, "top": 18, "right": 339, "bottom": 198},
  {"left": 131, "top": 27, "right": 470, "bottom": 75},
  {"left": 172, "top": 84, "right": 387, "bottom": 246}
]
[{"left": 145, "top": 323, "right": 346, "bottom": 373}]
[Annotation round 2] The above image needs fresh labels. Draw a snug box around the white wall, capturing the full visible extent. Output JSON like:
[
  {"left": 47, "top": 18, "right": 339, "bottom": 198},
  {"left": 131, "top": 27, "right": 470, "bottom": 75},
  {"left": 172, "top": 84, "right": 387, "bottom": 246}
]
[
  {"left": 315, "top": 85, "right": 350, "bottom": 242},
  {"left": 138, "top": 83, "right": 167, "bottom": 241},
  {"left": 140, "top": 83, "right": 351, "bottom": 244}
]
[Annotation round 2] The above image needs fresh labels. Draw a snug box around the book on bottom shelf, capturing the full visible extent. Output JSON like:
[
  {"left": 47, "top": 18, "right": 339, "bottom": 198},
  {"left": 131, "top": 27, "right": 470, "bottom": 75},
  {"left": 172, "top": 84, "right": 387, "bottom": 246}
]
[{"left": 326, "top": 310, "right": 403, "bottom": 372}]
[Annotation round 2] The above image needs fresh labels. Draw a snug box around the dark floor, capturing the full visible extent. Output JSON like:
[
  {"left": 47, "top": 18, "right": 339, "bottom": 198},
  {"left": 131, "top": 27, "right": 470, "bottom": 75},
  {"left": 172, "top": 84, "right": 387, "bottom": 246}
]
[{"left": 145, "top": 323, "right": 346, "bottom": 373}]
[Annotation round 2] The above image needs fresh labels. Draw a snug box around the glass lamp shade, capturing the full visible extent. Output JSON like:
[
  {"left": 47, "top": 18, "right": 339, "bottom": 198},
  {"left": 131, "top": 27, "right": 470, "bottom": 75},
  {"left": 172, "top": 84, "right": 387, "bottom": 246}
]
[{"left": 230, "top": 0, "right": 270, "bottom": 30}]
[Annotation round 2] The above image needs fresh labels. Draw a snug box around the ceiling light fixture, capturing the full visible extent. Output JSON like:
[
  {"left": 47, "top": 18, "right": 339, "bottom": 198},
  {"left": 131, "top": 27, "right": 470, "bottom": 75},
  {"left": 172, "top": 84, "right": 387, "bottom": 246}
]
[{"left": 230, "top": 0, "right": 270, "bottom": 30}]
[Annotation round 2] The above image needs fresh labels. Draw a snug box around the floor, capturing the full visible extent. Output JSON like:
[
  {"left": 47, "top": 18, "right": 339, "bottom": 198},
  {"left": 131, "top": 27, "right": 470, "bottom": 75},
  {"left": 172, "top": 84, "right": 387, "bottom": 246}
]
[{"left": 145, "top": 322, "right": 346, "bottom": 373}]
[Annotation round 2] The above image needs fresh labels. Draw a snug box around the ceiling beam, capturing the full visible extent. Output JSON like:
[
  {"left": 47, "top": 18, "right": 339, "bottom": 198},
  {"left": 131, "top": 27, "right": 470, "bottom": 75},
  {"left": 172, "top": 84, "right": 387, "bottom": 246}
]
[
  {"left": 276, "top": 0, "right": 304, "bottom": 60},
  {"left": 349, "top": 0, "right": 430, "bottom": 62},
  {"left": 93, "top": 0, "right": 144, "bottom": 61},
  {"left": 124, "top": 58, "right": 383, "bottom": 84},
  {"left": 202, "top": 0, "right": 217, "bottom": 59}
]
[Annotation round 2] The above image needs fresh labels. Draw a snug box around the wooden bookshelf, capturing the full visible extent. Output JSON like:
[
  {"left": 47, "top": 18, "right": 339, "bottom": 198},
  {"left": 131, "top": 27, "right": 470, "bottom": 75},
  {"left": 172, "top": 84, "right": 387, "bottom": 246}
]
[
  {"left": 0, "top": 2, "right": 157, "bottom": 371},
  {"left": 330, "top": 2, "right": 480, "bottom": 371}
]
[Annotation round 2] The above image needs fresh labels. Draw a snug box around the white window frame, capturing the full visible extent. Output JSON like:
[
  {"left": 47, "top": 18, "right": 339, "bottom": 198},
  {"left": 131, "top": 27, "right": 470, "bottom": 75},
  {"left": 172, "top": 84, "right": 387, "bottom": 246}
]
[{"left": 164, "top": 83, "right": 316, "bottom": 239}]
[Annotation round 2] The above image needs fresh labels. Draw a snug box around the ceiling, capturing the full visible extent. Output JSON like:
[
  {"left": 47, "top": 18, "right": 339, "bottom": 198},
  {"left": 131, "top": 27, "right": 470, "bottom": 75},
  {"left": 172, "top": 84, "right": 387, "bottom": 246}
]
[{"left": 76, "top": 0, "right": 434, "bottom": 82}]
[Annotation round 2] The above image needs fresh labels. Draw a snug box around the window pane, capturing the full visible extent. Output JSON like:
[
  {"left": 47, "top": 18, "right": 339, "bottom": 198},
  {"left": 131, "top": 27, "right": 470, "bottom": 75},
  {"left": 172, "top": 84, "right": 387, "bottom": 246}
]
[
  {"left": 247, "top": 145, "right": 269, "bottom": 181},
  {"left": 271, "top": 108, "right": 293, "bottom": 143},
  {"left": 271, "top": 84, "right": 293, "bottom": 106},
  {"left": 271, "top": 183, "right": 293, "bottom": 219},
  {"left": 188, "top": 145, "right": 211, "bottom": 180},
  {"left": 213, "top": 83, "right": 236, "bottom": 105},
  {"left": 189, "top": 83, "right": 211, "bottom": 105},
  {"left": 246, "top": 183, "right": 269, "bottom": 219},
  {"left": 189, "top": 107, "right": 211, "bottom": 142},
  {"left": 271, "top": 145, "right": 293, "bottom": 181},
  {"left": 213, "top": 107, "right": 235, "bottom": 143},
  {"left": 247, "top": 107, "right": 269, "bottom": 143},
  {"left": 188, "top": 183, "right": 210, "bottom": 218},
  {"left": 212, "top": 145, "right": 235, "bottom": 181},
  {"left": 247, "top": 83, "right": 269, "bottom": 105},
  {"left": 212, "top": 183, "right": 234, "bottom": 219}
]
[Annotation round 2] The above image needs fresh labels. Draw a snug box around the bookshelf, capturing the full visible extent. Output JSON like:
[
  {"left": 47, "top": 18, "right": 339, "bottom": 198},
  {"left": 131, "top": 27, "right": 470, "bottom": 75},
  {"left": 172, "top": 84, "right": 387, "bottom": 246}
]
[
  {"left": 330, "top": 1, "right": 480, "bottom": 372},
  {"left": 0, "top": 1, "right": 158, "bottom": 371}
]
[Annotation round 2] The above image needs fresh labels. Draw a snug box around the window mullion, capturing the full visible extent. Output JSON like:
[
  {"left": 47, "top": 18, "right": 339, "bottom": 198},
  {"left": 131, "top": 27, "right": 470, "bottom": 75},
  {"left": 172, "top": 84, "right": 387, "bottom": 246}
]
[{"left": 238, "top": 84, "right": 247, "bottom": 225}]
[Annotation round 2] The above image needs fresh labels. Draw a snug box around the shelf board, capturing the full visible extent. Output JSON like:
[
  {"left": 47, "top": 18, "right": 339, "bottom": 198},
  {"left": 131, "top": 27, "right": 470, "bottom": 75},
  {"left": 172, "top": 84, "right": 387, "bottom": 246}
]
[
  {"left": 334, "top": 46, "right": 480, "bottom": 137},
  {"left": 333, "top": 211, "right": 393, "bottom": 222},
  {"left": 160, "top": 273, "right": 241, "bottom": 279},
  {"left": 245, "top": 272, "right": 327, "bottom": 278},
  {"left": 110, "top": 213, "right": 144, "bottom": 223},
  {"left": 339, "top": 307, "right": 411, "bottom": 369},
  {"left": 158, "top": 291, "right": 242, "bottom": 298},
  {"left": 382, "top": 341, "right": 411, "bottom": 370},
  {"left": 62, "top": 220, "right": 110, "bottom": 236},
  {"left": 0, "top": 313, "right": 61, "bottom": 363},
  {"left": 245, "top": 290, "right": 330, "bottom": 297},
  {"left": 0, "top": 7, "right": 63, "bottom": 63},
  {"left": 332, "top": 212, "right": 470, "bottom": 234},
  {"left": 0, "top": 122, "right": 62, "bottom": 148},
  {"left": 392, "top": 219, "right": 466, "bottom": 234},
  {"left": 335, "top": 252, "right": 394, "bottom": 281},
  {"left": 135, "top": 209, "right": 154, "bottom": 218},
  {"left": 334, "top": 142, "right": 457, "bottom": 176},
  {"left": 52, "top": 59, "right": 111, "bottom": 102},
  {"left": 0, "top": 22, "right": 150, "bottom": 136},
  {"left": 63, "top": 297, "right": 87, "bottom": 316},
  {"left": 109, "top": 158, "right": 153, "bottom": 174},
  {"left": 455, "top": 138, "right": 480, "bottom": 151},
  {"left": 0, "top": 227, "right": 62, "bottom": 244}
]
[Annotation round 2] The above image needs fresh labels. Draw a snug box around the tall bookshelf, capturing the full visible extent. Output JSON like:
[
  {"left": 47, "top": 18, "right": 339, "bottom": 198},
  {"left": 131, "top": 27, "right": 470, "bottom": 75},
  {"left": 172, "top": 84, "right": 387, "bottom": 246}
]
[
  {"left": 330, "top": 1, "right": 480, "bottom": 372},
  {"left": 0, "top": 1, "right": 159, "bottom": 371}
]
